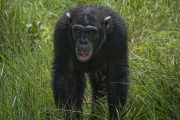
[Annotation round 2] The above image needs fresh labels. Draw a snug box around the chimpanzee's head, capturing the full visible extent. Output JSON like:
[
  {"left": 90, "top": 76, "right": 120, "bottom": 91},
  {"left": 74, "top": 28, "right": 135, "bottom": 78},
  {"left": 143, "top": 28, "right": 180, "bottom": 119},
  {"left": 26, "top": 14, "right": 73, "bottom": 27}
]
[{"left": 65, "top": 7, "right": 111, "bottom": 62}]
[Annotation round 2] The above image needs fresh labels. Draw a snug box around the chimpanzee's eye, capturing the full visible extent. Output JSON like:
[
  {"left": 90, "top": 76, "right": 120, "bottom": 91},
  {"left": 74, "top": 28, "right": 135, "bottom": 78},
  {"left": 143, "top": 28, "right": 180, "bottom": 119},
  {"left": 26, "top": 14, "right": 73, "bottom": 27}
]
[
  {"left": 87, "top": 30, "right": 96, "bottom": 35},
  {"left": 75, "top": 29, "right": 81, "bottom": 33},
  {"left": 73, "top": 28, "right": 81, "bottom": 34},
  {"left": 88, "top": 31, "right": 92, "bottom": 35}
]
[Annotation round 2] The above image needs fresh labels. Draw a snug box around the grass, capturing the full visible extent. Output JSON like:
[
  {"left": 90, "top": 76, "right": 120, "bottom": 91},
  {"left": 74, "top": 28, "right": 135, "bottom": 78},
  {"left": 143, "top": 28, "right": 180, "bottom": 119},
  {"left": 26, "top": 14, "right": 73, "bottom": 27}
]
[{"left": 0, "top": 0, "right": 179, "bottom": 119}]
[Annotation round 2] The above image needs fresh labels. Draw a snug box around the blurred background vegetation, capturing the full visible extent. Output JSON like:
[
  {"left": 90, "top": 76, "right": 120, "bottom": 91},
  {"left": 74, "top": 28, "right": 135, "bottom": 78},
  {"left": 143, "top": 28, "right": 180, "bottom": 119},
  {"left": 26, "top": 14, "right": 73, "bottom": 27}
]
[{"left": 0, "top": 0, "right": 179, "bottom": 119}]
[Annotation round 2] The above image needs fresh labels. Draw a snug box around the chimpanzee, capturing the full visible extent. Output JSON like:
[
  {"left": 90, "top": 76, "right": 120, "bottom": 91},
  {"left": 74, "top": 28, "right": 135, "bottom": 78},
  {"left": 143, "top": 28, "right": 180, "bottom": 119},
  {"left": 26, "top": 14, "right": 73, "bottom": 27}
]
[{"left": 52, "top": 5, "right": 129, "bottom": 120}]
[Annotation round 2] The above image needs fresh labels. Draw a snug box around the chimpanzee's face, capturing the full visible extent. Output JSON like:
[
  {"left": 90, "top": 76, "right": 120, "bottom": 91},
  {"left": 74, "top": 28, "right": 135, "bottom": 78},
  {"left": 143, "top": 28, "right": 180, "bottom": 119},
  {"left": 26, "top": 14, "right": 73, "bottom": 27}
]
[
  {"left": 72, "top": 24, "right": 99, "bottom": 62},
  {"left": 66, "top": 12, "right": 111, "bottom": 62}
]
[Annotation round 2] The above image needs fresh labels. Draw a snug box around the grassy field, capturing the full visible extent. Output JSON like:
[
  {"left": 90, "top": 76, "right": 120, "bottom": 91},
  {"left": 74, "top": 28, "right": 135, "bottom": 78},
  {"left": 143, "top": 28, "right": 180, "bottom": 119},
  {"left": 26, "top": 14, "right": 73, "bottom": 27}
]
[{"left": 0, "top": 0, "right": 179, "bottom": 120}]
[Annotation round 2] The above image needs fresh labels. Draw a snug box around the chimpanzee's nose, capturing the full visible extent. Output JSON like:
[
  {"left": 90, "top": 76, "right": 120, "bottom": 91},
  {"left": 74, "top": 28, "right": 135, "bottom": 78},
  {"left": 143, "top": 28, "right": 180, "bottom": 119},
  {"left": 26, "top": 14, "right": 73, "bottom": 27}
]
[{"left": 80, "top": 39, "right": 88, "bottom": 45}]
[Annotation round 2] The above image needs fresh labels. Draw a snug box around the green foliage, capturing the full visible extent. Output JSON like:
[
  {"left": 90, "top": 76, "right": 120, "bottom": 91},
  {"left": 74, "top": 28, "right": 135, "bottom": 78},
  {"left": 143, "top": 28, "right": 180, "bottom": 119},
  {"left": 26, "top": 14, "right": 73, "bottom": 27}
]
[{"left": 0, "top": 0, "right": 179, "bottom": 119}]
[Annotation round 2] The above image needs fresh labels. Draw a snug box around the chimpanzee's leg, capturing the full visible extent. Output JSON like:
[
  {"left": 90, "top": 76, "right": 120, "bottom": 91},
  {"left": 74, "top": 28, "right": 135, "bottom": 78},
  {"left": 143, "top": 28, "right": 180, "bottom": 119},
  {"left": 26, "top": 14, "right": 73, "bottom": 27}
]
[
  {"left": 89, "top": 70, "right": 107, "bottom": 120},
  {"left": 52, "top": 70, "right": 85, "bottom": 119},
  {"left": 107, "top": 65, "right": 129, "bottom": 120}
]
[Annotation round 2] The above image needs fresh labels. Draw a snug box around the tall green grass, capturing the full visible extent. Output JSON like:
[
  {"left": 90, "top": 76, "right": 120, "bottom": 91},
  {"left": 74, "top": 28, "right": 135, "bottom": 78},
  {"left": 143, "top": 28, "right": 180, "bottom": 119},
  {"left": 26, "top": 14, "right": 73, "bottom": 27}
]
[{"left": 0, "top": 0, "right": 179, "bottom": 119}]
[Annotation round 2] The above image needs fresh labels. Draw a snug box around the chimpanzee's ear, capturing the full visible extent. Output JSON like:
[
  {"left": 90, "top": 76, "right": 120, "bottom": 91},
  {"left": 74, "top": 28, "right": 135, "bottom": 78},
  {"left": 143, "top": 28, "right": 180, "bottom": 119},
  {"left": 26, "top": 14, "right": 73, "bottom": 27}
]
[
  {"left": 65, "top": 12, "right": 71, "bottom": 19},
  {"left": 103, "top": 16, "right": 111, "bottom": 30},
  {"left": 65, "top": 12, "right": 71, "bottom": 26}
]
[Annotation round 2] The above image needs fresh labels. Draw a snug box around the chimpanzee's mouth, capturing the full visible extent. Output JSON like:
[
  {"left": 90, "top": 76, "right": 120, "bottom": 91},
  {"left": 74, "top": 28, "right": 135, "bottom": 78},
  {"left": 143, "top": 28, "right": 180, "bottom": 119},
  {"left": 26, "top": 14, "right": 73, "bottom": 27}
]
[{"left": 76, "top": 49, "right": 92, "bottom": 62}]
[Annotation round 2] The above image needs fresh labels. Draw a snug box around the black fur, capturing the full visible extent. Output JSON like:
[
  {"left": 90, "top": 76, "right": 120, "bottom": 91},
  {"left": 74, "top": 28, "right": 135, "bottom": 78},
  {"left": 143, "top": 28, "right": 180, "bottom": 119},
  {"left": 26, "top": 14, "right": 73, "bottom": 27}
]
[{"left": 52, "top": 5, "right": 128, "bottom": 120}]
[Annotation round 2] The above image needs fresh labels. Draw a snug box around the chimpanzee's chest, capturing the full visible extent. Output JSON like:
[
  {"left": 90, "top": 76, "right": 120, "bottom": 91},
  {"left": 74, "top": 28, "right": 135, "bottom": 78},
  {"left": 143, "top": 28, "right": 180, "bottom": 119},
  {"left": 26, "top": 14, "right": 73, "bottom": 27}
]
[{"left": 75, "top": 61, "right": 107, "bottom": 73}]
